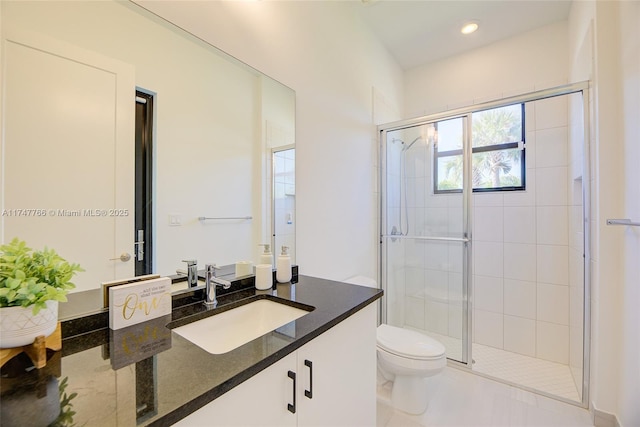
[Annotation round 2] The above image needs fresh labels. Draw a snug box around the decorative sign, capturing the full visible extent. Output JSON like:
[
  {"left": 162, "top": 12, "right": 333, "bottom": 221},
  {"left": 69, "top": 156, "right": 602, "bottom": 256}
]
[
  {"left": 108, "top": 277, "right": 172, "bottom": 330},
  {"left": 102, "top": 274, "right": 161, "bottom": 308},
  {"left": 109, "top": 315, "right": 172, "bottom": 370}
]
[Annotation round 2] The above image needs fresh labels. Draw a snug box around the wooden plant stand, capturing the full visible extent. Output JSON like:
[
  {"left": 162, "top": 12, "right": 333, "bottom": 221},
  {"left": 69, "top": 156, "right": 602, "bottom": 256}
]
[{"left": 0, "top": 322, "right": 62, "bottom": 369}]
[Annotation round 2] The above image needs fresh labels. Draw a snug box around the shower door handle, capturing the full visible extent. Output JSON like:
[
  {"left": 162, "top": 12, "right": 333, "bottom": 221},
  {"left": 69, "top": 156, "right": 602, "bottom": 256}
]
[{"left": 382, "top": 235, "right": 469, "bottom": 243}]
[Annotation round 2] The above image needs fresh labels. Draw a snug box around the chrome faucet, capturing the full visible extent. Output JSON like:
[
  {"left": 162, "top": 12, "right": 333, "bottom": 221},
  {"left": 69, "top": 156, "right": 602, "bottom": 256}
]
[
  {"left": 182, "top": 259, "right": 198, "bottom": 288},
  {"left": 204, "top": 264, "right": 231, "bottom": 308}
]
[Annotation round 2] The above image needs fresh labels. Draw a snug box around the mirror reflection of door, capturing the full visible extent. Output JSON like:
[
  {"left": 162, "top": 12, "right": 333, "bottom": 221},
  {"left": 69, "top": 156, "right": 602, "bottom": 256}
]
[
  {"left": 272, "top": 148, "right": 296, "bottom": 265},
  {"left": 1, "top": 29, "right": 135, "bottom": 292},
  {"left": 135, "top": 91, "right": 154, "bottom": 276}
]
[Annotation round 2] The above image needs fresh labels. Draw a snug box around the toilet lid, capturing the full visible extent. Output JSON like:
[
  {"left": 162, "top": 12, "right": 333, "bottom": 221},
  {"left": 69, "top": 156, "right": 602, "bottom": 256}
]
[{"left": 377, "top": 324, "right": 446, "bottom": 360}]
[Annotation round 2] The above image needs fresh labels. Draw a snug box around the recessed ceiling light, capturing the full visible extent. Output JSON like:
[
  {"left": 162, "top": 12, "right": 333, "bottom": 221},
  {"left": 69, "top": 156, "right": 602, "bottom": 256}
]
[{"left": 461, "top": 22, "right": 479, "bottom": 35}]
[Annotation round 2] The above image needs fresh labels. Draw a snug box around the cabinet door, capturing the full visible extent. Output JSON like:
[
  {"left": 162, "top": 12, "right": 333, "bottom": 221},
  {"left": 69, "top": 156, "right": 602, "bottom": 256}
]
[
  {"left": 174, "top": 352, "right": 297, "bottom": 427},
  {"left": 297, "top": 304, "right": 377, "bottom": 427}
]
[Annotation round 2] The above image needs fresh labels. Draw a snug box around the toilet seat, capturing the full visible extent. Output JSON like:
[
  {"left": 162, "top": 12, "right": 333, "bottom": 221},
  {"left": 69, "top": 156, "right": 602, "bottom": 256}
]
[{"left": 377, "top": 324, "right": 446, "bottom": 361}]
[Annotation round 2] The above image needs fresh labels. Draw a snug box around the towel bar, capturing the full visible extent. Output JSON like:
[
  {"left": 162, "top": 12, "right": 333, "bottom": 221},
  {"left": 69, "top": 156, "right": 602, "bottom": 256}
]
[
  {"left": 198, "top": 216, "right": 252, "bottom": 221},
  {"left": 606, "top": 219, "right": 640, "bottom": 227}
]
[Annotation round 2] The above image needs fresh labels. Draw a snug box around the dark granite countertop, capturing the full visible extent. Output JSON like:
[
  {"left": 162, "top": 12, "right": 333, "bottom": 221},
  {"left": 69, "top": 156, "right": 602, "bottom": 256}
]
[{"left": 0, "top": 275, "right": 382, "bottom": 426}]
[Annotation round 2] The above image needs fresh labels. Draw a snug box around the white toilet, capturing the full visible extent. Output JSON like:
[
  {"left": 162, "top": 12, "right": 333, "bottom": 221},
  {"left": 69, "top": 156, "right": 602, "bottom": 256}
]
[
  {"left": 376, "top": 324, "right": 446, "bottom": 414},
  {"left": 342, "top": 276, "right": 447, "bottom": 415}
]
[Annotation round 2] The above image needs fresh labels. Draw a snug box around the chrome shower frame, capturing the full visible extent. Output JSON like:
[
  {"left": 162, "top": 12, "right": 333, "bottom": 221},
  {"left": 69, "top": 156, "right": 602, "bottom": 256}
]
[{"left": 378, "top": 81, "right": 591, "bottom": 409}]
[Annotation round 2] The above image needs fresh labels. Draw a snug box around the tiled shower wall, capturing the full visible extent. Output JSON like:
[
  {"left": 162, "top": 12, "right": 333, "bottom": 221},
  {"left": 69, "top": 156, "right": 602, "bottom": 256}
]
[{"left": 473, "top": 96, "right": 574, "bottom": 366}]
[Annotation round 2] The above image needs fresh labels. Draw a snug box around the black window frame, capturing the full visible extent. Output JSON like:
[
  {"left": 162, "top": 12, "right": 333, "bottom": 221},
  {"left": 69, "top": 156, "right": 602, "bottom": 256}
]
[{"left": 433, "top": 103, "right": 526, "bottom": 194}]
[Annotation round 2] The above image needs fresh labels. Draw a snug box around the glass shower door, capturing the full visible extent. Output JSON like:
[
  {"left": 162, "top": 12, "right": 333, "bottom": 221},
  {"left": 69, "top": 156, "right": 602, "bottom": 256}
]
[{"left": 381, "top": 117, "right": 470, "bottom": 364}]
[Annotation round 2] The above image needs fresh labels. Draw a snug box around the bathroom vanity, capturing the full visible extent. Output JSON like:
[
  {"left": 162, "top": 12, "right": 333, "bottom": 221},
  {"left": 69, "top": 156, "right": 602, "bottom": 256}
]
[{"left": 0, "top": 276, "right": 382, "bottom": 426}]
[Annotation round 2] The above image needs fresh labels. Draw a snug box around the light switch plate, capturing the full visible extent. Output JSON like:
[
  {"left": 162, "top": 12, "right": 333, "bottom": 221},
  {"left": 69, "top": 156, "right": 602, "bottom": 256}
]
[{"left": 169, "top": 214, "right": 181, "bottom": 226}]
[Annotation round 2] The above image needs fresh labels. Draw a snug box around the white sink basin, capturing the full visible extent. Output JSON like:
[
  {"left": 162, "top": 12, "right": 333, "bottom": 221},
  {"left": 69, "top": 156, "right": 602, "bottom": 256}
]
[{"left": 172, "top": 298, "right": 313, "bottom": 354}]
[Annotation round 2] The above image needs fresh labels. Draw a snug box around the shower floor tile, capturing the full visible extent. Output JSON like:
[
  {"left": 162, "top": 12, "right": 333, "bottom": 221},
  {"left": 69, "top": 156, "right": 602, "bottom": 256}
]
[
  {"left": 405, "top": 327, "right": 581, "bottom": 403},
  {"left": 472, "top": 343, "right": 581, "bottom": 402}
]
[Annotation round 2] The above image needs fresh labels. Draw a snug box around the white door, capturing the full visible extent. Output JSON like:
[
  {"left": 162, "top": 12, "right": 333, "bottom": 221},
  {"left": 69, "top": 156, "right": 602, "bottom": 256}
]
[{"left": 1, "top": 29, "right": 135, "bottom": 292}]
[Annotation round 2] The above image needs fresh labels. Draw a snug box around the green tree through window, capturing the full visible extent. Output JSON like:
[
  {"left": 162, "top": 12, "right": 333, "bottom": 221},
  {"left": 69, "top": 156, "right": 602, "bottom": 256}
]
[{"left": 435, "top": 104, "right": 525, "bottom": 193}]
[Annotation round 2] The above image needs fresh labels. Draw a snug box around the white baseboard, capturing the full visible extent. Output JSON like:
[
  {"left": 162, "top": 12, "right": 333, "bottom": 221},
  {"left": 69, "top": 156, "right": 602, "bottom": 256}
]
[{"left": 592, "top": 406, "right": 621, "bottom": 427}]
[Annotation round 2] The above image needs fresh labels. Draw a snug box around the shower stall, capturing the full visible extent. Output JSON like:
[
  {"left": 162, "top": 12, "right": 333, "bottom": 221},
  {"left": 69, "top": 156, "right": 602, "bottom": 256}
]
[{"left": 379, "top": 82, "right": 590, "bottom": 406}]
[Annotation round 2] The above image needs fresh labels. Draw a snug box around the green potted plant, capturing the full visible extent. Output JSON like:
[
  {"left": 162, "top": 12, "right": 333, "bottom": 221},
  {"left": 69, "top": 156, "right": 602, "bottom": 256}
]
[{"left": 0, "top": 238, "right": 83, "bottom": 348}]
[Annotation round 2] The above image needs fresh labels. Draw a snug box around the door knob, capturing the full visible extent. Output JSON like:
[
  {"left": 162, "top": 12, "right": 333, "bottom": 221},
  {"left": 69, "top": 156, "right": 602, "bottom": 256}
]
[{"left": 110, "top": 253, "right": 131, "bottom": 262}]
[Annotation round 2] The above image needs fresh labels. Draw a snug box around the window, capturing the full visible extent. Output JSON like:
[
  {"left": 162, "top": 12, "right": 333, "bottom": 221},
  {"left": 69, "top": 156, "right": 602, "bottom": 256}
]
[{"left": 434, "top": 103, "right": 525, "bottom": 193}]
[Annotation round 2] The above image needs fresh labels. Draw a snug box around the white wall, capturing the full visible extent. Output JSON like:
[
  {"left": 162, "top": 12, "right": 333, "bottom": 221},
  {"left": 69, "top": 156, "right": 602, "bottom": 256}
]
[
  {"left": 405, "top": 21, "right": 568, "bottom": 118},
  {"left": 135, "top": 1, "right": 405, "bottom": 283},
  {"left": 616, "top": 3, "right": 640, "bottom": 424},
  {"left": 569, "top": 1, "right": 640, "bottom": 426}
]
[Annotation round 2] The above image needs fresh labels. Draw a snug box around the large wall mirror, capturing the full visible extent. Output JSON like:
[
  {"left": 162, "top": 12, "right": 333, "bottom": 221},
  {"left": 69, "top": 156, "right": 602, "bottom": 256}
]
[{"left": 0, "top": 1, "right": 295, "bottom": 315}]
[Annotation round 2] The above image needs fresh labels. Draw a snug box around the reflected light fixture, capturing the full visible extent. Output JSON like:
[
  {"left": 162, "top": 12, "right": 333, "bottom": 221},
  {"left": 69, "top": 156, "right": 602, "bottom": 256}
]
[
  {"left": 425, "top": 125, "right": 437, "bottom": 143},
  {"left": 461, "top": 22, "right": 479, "bottom": 35}
]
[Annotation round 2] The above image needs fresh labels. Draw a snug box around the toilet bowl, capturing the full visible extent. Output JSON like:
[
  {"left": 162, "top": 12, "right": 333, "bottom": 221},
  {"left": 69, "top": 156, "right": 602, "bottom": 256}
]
[
  {"left": 377, "top": 324, "right": 446, "bottom": 414},
  {"left": 341, "top": 276, "right": 446, "bottom": 415}
]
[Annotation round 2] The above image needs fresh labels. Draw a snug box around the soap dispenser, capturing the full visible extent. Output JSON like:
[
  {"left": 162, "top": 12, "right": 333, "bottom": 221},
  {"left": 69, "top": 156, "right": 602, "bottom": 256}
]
[
  {"left": 258, "top": 244, "right": 273, "bottom": 267},
  {"left": 276, "top": 246, "right": 292, "bottom": 283}
]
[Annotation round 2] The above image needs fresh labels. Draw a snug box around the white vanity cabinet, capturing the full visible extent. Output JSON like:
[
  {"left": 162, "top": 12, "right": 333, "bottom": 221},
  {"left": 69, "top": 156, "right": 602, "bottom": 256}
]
[
  {"left": 174, "top": 351, "right": 298, "bottom": 427},
  {"left": 296, "top": 303, "right": 376, "bottom": 426},
  {"left": 174, "top": 303, "right": 377, "bottom": 426}
]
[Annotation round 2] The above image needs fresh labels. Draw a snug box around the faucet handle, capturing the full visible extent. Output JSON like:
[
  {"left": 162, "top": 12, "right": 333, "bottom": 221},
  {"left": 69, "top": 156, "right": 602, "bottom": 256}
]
[
  {"left": 204, "top": 263, "right": 219, "bottom": 276},
  {"left": 182, "top": 259, "right": 197, "bottom": 267}
]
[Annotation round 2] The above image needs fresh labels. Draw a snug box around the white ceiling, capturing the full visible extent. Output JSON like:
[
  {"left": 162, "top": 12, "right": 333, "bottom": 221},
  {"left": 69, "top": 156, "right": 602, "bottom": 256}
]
[{"left": 352, "top": 0, "right": 572, "bottom": 70}]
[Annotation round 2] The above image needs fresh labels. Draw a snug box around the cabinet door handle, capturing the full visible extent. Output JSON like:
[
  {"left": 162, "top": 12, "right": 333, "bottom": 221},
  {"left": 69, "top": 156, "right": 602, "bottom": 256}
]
[
  {"left": 287, "top": 370, "right": 296, "bottom": 414},
  {"left": 304, "top": 360, "right": 313, "bottom": 399}
]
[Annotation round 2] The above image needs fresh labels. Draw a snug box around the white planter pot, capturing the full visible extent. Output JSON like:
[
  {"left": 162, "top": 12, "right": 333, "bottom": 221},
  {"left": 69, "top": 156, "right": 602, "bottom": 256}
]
[{"left": 0, "top": 300, "right": 58, "bottom": 348}]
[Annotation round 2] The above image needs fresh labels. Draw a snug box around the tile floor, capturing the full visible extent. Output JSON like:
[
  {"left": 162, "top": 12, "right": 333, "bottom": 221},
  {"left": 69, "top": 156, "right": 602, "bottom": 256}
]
[
  {"left": 416, "top": 329, "right": 581, "bottom": 403},
  {"left": 473, "top": 344, "right": 581, "bottom": 402},
  {"left": 377, "top": 367, "right": 594, "bottom": 427}
]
